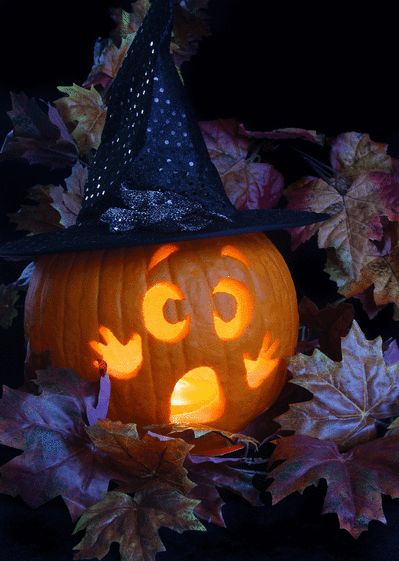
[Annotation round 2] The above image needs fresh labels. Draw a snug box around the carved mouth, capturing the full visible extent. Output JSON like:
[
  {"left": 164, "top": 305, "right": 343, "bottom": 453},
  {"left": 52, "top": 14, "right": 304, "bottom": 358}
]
[
  {"left": 169, "top": 366, "right": 222, "bottom": 424},
  {"left": 90, "top": 326, "right": 281, "bottom": 425},
  {"left": 169, "top": 332, "right": 281, "bottom": 424}
]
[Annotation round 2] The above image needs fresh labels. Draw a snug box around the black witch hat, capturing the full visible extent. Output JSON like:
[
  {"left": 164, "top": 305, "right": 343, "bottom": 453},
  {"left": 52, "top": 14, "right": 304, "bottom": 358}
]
[{"left": 0, "top": 0, "right": 327, "bottom": 260}]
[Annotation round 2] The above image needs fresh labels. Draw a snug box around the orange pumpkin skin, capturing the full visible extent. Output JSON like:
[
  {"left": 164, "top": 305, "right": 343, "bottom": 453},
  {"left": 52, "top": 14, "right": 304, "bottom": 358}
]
[{"left": 24, "top": 233, "right": 298, "bottom": 432}]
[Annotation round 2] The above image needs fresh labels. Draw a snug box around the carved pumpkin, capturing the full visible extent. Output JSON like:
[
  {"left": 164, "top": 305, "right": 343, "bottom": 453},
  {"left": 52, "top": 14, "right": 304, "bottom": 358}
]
[{"left": 24, "top": 233, "right": 298, "bottom": 432}]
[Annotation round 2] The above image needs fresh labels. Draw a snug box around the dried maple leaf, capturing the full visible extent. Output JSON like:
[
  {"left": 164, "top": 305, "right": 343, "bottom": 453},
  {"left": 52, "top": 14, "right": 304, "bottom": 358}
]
[
  {"left": 186, "top": 454, "right": 261, "bottom": 526},
  {"left": 85, "top": 420, "right": 195, "bottom": 495},
  {"left": 109, "top": 0, "right": 209, "bottom": 68},
  {"left": 55, "top": 84, "right": 107, "bottom": 153},
  {"left": 73, "top": 489, "right": 205, "bottom": 561},
  {"left": 268, "top": 433, "right": 399, "bottom": 538},
  {"left": 49, "top": 162, "right": 87, "bottom": 227},
  {"left": 325, "top": 223, "right": 399, "bottom": 311},
  {"left": 0, "top": 284, "right": 19, "bottom": 329},
  {"left": 0, "top": 92, "right": 78, "bottom": 170},
  {"left": 351, "top": 285, "right": 386, "bottom": 320},
  {"left": 330, "top": 132, "right": 392, "bottom": 177},
  {"left": 200, "top": 119, "right": 284, "bottom": 210},
  {"left": 171, "top": 0, "right": 211, "bottom": 67},
  {"left": 8, "top": 184, "right": 63, "bottom": 235},
  {"left": 384, "top": 338, "right": 399, "bottom": 365},
  {"left": 239, "top": 124, "right": 325, "bottom": 145},
  {"left": 0, "top": 368, "right": 117, "bottom": 521},
  {"left": 275, "top": 321, "right": 399, "bottom": 450},
  {"left": 386, "top": 417, "right": 399, "bottom": 435},
  {"left": 147, "top": 422, "right": 259, "bottom": 455},
  {"left": 298, "top": 296, "right": 354, "bottom": 360},
  {"left": 110, "top": 1, "right": 150, "bottom": 43},
  {"left": 83, "top": 36, "right": 134, "bottom": 90},
  {"left": 285, "top": 172, "right": 399, "bottom": 279}
]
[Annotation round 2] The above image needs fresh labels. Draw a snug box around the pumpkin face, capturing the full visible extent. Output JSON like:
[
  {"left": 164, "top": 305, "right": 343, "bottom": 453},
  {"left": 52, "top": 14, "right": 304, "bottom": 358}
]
[{"left": 24, "top": 233, "right": 298, "bottom": 432}]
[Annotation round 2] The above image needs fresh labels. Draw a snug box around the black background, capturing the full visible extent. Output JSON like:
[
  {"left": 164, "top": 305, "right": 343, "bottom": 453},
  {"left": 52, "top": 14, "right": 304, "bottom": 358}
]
[{"left": 1, "top": 1, "right": 399, "bottom": 560}]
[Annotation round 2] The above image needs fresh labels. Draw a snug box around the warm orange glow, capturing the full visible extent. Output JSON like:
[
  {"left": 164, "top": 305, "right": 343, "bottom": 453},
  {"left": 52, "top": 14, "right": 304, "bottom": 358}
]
[
  {"left": 212, "top": 278, "right": 253, "bottom": 340},
  {"left": 221, "top": 244, "right": 250, "bottom": 268},
  {"left": 243, "top": 331, "right": 281, "bottom": 388},
  {"left": 142, "top": 282, "right": 190, "bottom": 342},
  {"left": 170, "top": 367, "right": 223, "bottom": 424},
  {"left": 89, "top": 326, "right": 143, "bottom": 380},
  {"left": 148, "top": 244, "right": 179, "bottom": 272}
]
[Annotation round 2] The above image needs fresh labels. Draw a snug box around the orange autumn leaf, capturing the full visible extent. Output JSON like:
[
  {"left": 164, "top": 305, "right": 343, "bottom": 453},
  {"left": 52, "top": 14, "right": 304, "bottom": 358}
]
[
  {"left": 55, "top": 84, "right": 107, "bottom": 153},
  {"left": 275, "top": 321, "right": 399, "bottom": 450}
]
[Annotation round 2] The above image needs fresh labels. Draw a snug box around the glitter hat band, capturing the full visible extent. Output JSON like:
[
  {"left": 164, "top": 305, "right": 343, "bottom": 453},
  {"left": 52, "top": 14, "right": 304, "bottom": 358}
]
[{"left": 0, "top": 0, "right": 328, "bottom": 261}]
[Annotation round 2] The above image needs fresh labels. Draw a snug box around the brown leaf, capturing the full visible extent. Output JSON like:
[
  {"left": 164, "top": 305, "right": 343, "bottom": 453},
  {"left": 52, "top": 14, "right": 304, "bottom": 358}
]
[
  {"left": 275, "top": 321, "right": 399, "bottom": 450},
  {"left": 298, "top": 296, "right": 354, "bottom": 360},
  {"left": 268, "top": 433, "right": 399, "bottom": 538},
  {"left": 285, "top": 172, "right": 399, "bottom": 279},
  {"left": 8, "top": 184, "right": 63, "bottom": 235},
  {"left": 73, "top": 489, "right": 204, "bottom": 561},
  {"left": 110, "top": 1, "right": 150, "bottom": 43},
  {"left": 55, "top": 84, "right": 107, "bottom": 153},
  {"left": 147, "top": 422, "right": 259, "bottom": 456},
  {"left": 239, "top": 124, "right": 325, "bottom": 145},
  {"left": 329, "top": 132, "right": 392, "bottom": 177},
  {"left": 49, "top": 162, "right": 87, "bottom": 227},
  {"left": 0, "top": 284, "right": 19, "bottom": 329},
  {"left": 200, "top": 119, "right": 284, "bottom": 210},
  {"left": 0, "top": 92, "right": 78, "bottom": 170},
  {"left": 172, "top": 0, "right": 211, "bottom": 67},
  {"left": 352, "top": 285, "right": 387, "bottom": 320},
  {"left": 328, "top": 243, "right": 399, "bottom": 312},
  {"left": 110, "top": 1, "right": 209, "bottom": 68},
  {"left": 85, "top": 420, "right": 195, "bottom": 495},
  {"left": 83, "top": 36, "right": 134, "bottom": 90}
]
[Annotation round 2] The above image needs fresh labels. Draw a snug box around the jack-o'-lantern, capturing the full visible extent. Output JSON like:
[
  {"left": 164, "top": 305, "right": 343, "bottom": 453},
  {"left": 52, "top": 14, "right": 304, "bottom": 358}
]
[
  {"left": 24, "top": 232, "right": 298, "bottom": 432},
  {"left": 0, "top": 0, "right": 325, "bottom": 436}
]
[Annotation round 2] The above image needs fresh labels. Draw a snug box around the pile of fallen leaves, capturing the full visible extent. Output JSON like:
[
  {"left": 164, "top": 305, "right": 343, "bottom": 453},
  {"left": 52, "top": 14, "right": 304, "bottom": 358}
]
[{"left": 2, "top": 1, "right": 399, "bottom": 560}]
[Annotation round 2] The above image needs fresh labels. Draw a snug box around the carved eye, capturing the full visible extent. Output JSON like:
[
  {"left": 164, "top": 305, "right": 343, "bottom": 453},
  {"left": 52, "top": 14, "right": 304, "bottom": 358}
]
[
  {"left": 212, "top": 278, "right": 253, "bottom": 340},
  {"left": 142, "top": 282, "right": 190, "bottom": 342}
]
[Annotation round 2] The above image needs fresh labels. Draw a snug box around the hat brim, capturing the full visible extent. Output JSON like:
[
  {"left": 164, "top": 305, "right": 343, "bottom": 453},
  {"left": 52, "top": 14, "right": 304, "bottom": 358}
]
[{"left": 0, "top": 209, "right": 328, "bottom": 261}]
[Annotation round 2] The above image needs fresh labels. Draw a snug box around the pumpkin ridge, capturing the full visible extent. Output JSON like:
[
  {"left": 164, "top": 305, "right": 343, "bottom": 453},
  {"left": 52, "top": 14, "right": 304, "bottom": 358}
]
[{"left": 143, "top": 246, "right": 159, "bottom": 424}]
